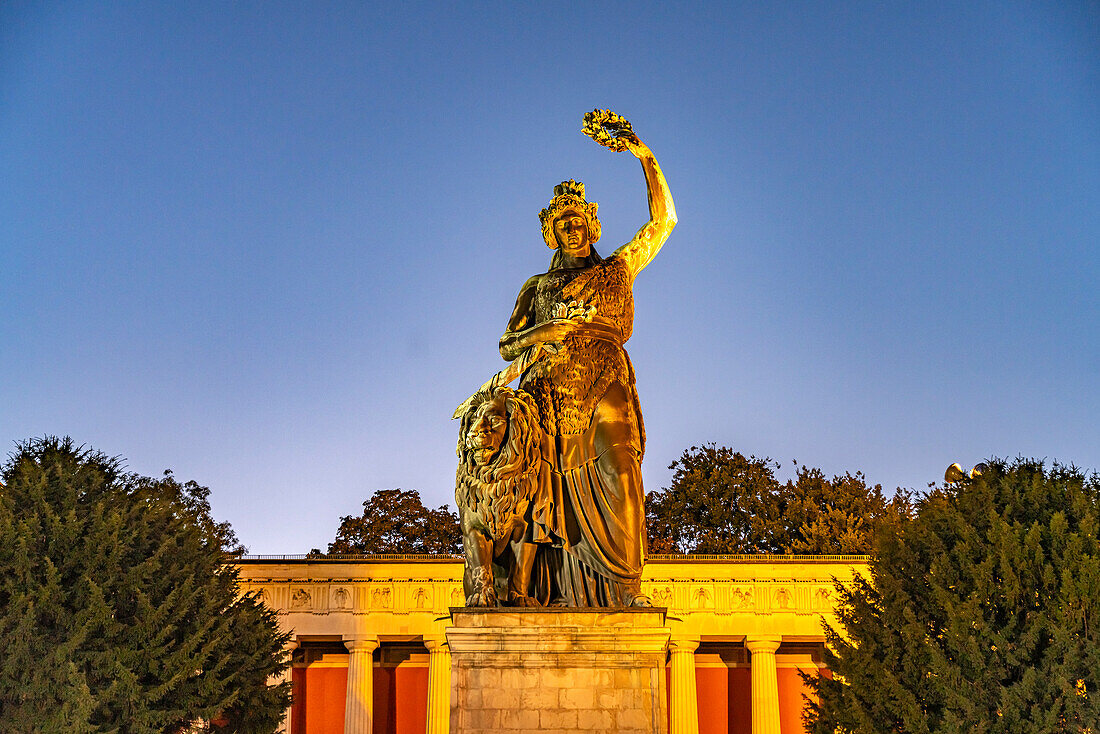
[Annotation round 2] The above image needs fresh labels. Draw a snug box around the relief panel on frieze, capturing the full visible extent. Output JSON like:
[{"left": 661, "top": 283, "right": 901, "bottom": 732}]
[
  {"left": 730, "top": 586, "right": 755, "bottom": 612},
  {"left": 331, "top": 585, "right": 352, "bottom": 611},
  {"left": 691, "top": 584, "right": 714, "bottom": 610},
  {"left": 370, "top": 584, "right": 393, "bottom": 610},
  {"left": 290, "top": 586, "right": 312, "bottom": 611},
  {"left": 648, "top": 583, "right": 674, "bottom": 609},
  {"left": 411, "top": 585, "right": 431, "bottom": 610}
]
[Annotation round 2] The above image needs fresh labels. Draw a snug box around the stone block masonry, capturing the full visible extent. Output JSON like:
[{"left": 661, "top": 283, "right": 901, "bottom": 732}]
[{"left": 447, "top": 608, "right": 671, "bottom": 734}]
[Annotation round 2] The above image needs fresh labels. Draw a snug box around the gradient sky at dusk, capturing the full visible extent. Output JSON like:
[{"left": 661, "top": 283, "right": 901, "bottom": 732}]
[{"left": 3, "top": 2, "right": 1098, "bottom": 554}]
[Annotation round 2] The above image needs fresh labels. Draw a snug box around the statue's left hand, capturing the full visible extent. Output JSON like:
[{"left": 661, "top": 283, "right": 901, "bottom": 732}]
[{"left": 615, "top": 131, "right": 651, "bottom": 159}]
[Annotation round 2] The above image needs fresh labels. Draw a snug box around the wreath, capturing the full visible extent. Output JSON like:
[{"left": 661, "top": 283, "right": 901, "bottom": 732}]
[{"left": 582, "top": 109, "right": 634, "bottom": 152}]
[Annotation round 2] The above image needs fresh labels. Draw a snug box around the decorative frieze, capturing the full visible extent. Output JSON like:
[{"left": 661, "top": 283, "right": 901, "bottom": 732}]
[{"left": 235, "top": 556, "right": 865, "bottom": 636}]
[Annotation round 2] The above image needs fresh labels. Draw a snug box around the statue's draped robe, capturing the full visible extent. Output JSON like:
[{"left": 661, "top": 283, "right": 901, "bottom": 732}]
[{"left": 521, "top": 253, "right": 646, "bottom": 606}]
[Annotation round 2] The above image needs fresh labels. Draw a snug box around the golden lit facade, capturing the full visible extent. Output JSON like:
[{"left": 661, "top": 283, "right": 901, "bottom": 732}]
[{"left": 239, "top": 554, "right": 866, "bottom": 734}]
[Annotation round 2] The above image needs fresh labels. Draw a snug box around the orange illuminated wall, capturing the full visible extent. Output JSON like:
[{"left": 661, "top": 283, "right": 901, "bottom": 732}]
[
  {"left": 726, "top": 667, "right": 752, "bottom": 734},
  {"left": 292, "top": 656, "right": 348, "bottom": 734},
  {"left": 666, "top": 647, "right": 824, "bottom": 734},
  {"left": 695, "top": 654, "right": 728, "bottom": 734},
  {"left": 694, "top": 659, "right": 751, "bottom": 734},
  {"left": 375, "top": 660, "right": 428, "bottom": 734},
  {"left": 777, "top": 658, "right": 822, "bottom": 734},
  {"left": 290, "top": 648, "right": 429, "bottom": 734}
]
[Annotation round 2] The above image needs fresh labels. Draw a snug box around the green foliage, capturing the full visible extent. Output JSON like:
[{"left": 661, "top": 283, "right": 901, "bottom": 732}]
[
  {"left": 326, "top": 488, "right": 461, "bottom": 555},
  {"left": 0, "top": 437, "right": 290, "bottom": 734},
  {"left": 807, "top": 458, "right": 1100, "bottom": 734},
  {"left": 646, "top": 444, "right": 912, "bottom": 554},
  {"left": 783, "top": 466, "right": 913, "bottom": 554}
]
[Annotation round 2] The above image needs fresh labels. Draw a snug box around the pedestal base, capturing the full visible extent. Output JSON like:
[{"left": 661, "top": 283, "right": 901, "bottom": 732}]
[{"left": 447, "top": 608, "right": 670, "bottom": 734}]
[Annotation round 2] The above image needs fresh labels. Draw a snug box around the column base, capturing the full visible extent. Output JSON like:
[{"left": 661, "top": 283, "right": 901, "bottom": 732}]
[{"left": 447, "top": 608, "right": 671, "bottom": 734}]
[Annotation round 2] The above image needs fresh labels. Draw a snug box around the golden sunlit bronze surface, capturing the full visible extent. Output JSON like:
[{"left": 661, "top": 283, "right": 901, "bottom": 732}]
[{"left": 455, "top": 111, "right": 676, "bottom": 608}]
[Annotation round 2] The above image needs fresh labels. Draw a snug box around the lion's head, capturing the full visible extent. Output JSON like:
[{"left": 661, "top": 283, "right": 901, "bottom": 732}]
[
  {"left": 463, "top": 391, "right": 509, "bottom": 467},
  {"left": 455, "top": 386, "right": 544, "bottom": 539}
]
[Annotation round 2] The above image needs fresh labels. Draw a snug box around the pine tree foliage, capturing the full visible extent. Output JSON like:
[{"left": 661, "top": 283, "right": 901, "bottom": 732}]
[
  {"left": 326, "top": 488, "right": 461, "bottom": 555},
  {"left": 0, "top": 437, "right": 291, "bottom": 734},
  {"left": 646, "top": 444, "right": 912, "bottom": 554},
  {"left": 807, "top": 458, "right": 1100, "bottom": 734},
  {"left": 783, "top": 466, "right": 912, "bottom": 554}
]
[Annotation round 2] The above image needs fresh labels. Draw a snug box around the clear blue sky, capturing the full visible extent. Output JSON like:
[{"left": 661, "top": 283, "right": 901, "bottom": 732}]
[{"left": 2, "top": 2, "right": 1097, "bottom": 554}]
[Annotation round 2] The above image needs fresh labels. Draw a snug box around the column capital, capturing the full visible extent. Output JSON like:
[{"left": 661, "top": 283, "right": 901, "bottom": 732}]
[
  {"left": 669, "top": 637, "right": 700, "bottom": 653},
  {"left": 284, "top": 638, "right": 300, "bottom": 652},
  {"left": 422, "top": 636, "right": 449, "bottom": 653},
  {"left": 744, "top": 635, "right": 782, "bottom": 654},
  {"left": 344, "top": 636, "right": 379, "bottom": 654}
]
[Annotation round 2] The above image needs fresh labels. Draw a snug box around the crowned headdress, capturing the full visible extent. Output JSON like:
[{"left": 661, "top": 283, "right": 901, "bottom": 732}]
[{"left": 538, "top": 179, "right": 602, "bottom": 250}]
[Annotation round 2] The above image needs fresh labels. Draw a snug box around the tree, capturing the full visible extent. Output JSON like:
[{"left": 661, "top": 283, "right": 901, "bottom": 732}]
[
  {"left": 645, "top": 444, "right": 912, "bottom": 554},
  {"left": 0, "top": 437, "right": 290, "bottom": 734},
  {"left": 646, "top": 445, "right": 785, "bottom": 553},
  {"left": 325, "top": 488, "right": 461, "bottom": 555},
  {"left": 782, "top": 465, "right": 913, "bottom": 554},
  {"left": 807, "top": 458, "right": 1100, "bottom": 733}
]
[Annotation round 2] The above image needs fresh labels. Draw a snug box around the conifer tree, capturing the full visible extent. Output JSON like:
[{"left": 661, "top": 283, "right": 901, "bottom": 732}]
[
  {"left": 782, "top": 465, "right": 913, "bottom": 554},
  {"left": 807, "top": 458, "right": 1100, "bottom": 733},
  {"left": 0, "top": 437, "right": 291, "bottom": 734}
]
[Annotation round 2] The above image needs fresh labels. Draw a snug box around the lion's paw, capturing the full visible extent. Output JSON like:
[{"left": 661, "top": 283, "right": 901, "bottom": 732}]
[{"left": 465, "top": 590, "right": 498, "bottom": 607}]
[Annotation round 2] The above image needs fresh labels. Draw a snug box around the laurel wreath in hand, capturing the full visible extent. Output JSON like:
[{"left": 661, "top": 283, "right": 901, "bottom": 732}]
[{"left": 582, "top": 109, "right": 634, "bottom": 152}]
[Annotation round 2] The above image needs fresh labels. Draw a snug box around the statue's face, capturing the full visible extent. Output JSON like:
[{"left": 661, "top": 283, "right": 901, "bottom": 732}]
[
  {"left": 554, "top": 208, "right": 590, "bottom": 256},
  {"left": 466, "top": 397, "right": 508, "bottom": 466}
]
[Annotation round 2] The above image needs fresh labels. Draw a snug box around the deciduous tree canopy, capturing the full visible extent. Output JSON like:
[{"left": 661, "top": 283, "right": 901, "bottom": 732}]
[
  {"left": 646, "top": 444, "right": 912, "bottom": 554},
  {"left": 0, "top": 437, "right": 290, "bottom": 734},
  {"left": 326, "top": 488, "right": 461, "bottom": 555},
  {"left": 328, "top": 447, "right": 907, "bottom": 558},
  {"left": 808, "top": 458, "right": 1100, "bottom": 733}
]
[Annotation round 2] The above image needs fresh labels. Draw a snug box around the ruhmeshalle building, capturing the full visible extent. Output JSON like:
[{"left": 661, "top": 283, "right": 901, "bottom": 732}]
[{"left": 240, "top": 552, "right": 865, "bottom": 734}]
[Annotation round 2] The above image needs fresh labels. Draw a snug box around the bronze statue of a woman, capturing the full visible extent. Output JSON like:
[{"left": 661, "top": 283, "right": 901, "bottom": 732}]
[{"left": 497, "top": 112, "right": 677, "bottom": 606}]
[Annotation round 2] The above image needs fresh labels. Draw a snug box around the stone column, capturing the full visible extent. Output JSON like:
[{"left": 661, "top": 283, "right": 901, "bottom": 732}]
[
  {"left": 669, "top": 637, "right": 700, "bottom": 734},
  {"left": 423, "top": 636, "right": 451, "bottom": 734},
  {"left": 281, "top": 639, "right": 299, "bottom": 734},
  {"left": 745, "top": 636, "right": 782, "bottom": 734},
  {"left": 343, "top": 636, "right": 379, "bottom": 734}
]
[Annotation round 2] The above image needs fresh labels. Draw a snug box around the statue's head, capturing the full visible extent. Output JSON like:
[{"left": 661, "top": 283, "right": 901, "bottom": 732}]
[{"left": 539, "top": 180, "right": 601, "bottom": 253}]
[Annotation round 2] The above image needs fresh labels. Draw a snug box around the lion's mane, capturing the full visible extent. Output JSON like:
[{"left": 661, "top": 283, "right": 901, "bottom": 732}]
[{"left": 455, "top": 387, "right": 543, "bottom": 541}]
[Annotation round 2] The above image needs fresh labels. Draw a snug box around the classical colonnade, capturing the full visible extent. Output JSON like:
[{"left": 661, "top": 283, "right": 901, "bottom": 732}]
[
  {"left": 281, "top": 632, "right": 791, "bottom": 734},
  {"left": 240, "top": 554, "right": 866, "bottom": 734}
]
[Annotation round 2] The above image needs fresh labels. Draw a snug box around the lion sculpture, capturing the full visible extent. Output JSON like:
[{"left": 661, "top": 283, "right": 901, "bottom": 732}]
[{"left": 455, "top": 386, "right": 548, "bottom": 607}]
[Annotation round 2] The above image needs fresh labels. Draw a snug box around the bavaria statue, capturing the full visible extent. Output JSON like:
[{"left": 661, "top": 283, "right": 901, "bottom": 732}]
[{"left": 454, "top": 110, "right": 676, "bottom": 608}]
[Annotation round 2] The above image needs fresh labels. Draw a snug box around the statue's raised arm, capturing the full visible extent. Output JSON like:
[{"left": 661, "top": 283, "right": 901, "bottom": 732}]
[{"left": 582, "top": 110, "right": 677, "bottom": 277}]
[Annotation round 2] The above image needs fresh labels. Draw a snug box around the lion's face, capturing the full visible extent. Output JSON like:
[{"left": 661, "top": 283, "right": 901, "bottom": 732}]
[
  {"left": 464, "top": 394, "right": 508, "bottom": 467},
  {"left": 455, "top": 386, "right": 543, "bottom": 545}
]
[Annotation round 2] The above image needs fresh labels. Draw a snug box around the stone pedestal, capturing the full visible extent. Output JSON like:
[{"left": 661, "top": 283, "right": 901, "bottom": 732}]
[{"left": 447, "top": 608, "right": 671, "bottom": 734}]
